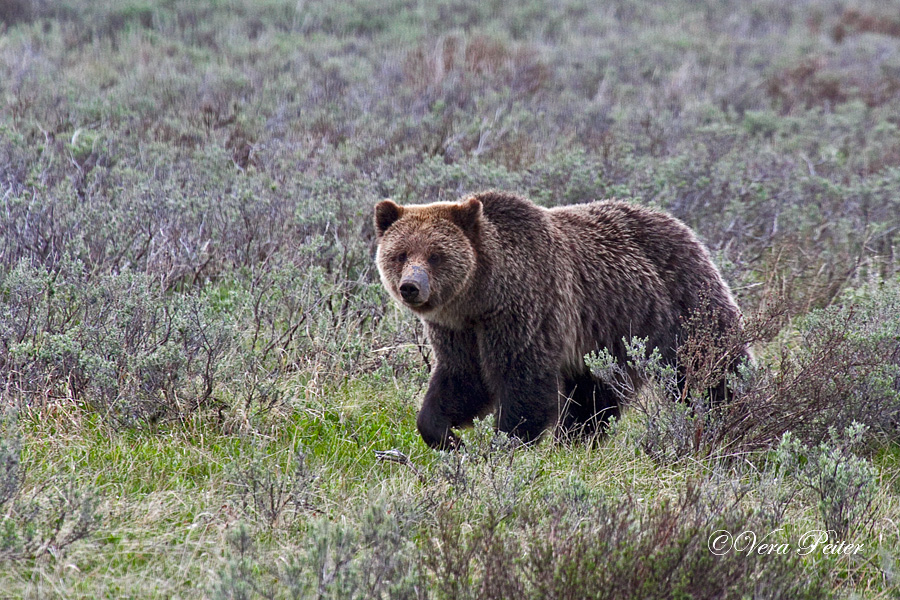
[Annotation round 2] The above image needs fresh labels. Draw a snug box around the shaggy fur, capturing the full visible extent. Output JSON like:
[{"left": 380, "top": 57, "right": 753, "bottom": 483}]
[{"left": 374, "top": 191, "right": 746, "bottom": 449}]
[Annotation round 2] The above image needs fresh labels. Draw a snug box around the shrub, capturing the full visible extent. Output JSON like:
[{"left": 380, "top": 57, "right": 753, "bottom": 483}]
[
  {"left": 0, "top": 253, "right": 394, "bottom": 426},
  {"left": 0, "top": 411, "right": 100, "bottom": 562},
  {"left": 210, "top": 425, "right": 834, "bottom": 600},
  {"left": 1, "top": 260, "right": 239, "bottom": 423},
  {"left": 420, "top": 473, "right": 831, "bottom": 600},
  {"left": 227, "top": 445, "right": 318, "bottom": 530},
  {"left": 589, "top": 281, "right": 900, "bottom": 461},
  {"left": 212, "top": 501, "right": 423, "bottom": 600},
  {"left": 720, "top": 281, "right": 900, "bottom": 452},
  {"left": 586, "top": 336, "right": 698, "bottom": 463},
  {"left": 775, "top": 423, "right": 879, "bottom": 539}
]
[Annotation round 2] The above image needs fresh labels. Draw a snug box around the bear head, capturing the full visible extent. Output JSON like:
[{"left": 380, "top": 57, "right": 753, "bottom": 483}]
[{"left": 374, "top": 197, "right": 482, "bottom": 316}]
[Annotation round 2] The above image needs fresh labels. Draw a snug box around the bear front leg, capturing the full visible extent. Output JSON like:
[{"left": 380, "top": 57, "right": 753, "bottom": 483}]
[
  {"left": 418, "top": 368, "right": 491, "bottom": 449},
  {"left": 558, "top": 370, "right": 621, "bottom": 439},
  {"left": 478, "top": 346, "right": 559, "bottom": 443},
  {"left": 491, "top": 369, "right": 560, "bottom": 444},
  {"left": 418, "top": 324, "right": 493, "bottom": 450},
  {"left": 474, "top": 317, "right": 564, "bottom": 443}
]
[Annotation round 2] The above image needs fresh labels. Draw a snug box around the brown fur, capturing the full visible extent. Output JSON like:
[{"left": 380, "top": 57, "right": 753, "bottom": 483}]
[{"left": 374, "top": 190, "right": 746, "bottom": 449}]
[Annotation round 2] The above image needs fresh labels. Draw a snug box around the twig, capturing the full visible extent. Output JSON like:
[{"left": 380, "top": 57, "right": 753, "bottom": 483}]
[{"left": 374, "top": 449, "right": 427, "bottom": 484}]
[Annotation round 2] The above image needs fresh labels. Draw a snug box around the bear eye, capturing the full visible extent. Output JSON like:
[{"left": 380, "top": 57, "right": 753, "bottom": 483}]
[
  {"left": 428, "top": 253, "right": 442, "bottom": 266},
  {"left": 395, "top": 252, "right": 407, "bottom": 264}
]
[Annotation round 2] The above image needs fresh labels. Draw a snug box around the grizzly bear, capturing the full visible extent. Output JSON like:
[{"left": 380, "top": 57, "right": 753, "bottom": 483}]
[{"left": 374, "top": 190, "right": 746, "bottom": 449}]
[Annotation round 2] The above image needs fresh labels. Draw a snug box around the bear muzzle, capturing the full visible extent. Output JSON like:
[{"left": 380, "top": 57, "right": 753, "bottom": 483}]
[{"left": 399, "top": 265, "right": 430, "bottom": 306}]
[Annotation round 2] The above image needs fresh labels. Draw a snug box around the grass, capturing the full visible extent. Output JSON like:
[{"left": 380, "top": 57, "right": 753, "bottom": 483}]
[
  {"left": 3, "top": 383, "right": 896, "bottom": 597},
  {"left": 5, "top": 379, "right": 426, "bottom": 597},
  {"left": 2, "top": 0, "right": 900, "bottom": 596}
]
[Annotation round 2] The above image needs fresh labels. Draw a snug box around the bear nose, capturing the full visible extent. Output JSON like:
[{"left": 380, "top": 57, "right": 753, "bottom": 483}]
[
  {"left": 399, "top": 266, "right": 430, "bottom": 305},
  {"left": 400, "top": 282, "right": 420, "bottom": 301}
]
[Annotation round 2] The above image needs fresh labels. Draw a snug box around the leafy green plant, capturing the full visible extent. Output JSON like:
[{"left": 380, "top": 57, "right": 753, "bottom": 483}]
[
  {"left": 0, "top": 412, "right": 101, "bottom": 562},
  {"left": 776, "top": 424, "right": 879, "bottom": 539},
  {"left": 227, "top": 445, "right": 318, "bottom": 530}
]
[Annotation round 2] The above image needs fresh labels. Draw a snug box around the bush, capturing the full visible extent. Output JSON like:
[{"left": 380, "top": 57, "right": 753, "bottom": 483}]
[
  {"left": 2, "top": 259, "right": 240, "bottom": 423},
  {"left": 227, "top": 445, "right": 318, "bottom": 530},
  {"left": 775, "top": 424, "right": 879, "bottom": 539},
  {"left": 721, "top": 281, "right": 900, "bottom": 452},
  {"left": 589, "top": 281, "right": 900, "bottom": 462},
  {"left": 417, "top": 434, "right": 832, "bottom": 600},
  {"left": 211, "top": 424, "right": 834, "bottom": 600},
  {"left": 0, "top": 254, "right": 395, "bottom": 426},
  {"left": 212, "top": 501, "right": 423, "bottom": 600},
  {"left": 0, "top": 411, "right": 100, "bottom": 562}
]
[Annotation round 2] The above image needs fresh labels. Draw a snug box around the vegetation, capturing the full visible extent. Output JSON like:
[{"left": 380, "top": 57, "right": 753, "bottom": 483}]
[{"left": 1, "top": 0, "right": 900, "bottom": 596}]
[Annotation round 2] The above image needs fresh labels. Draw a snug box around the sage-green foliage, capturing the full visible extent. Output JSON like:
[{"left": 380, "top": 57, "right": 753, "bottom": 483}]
[
  {"left": 776, "top": 424, "right": 879, "bottom": 539},
  {"left": 207, "top": 418, "right": 832, "bottom": 600},
  {"left": 2, "top": 0, "right": 900, "bottom": 597},
  {"left": 0, "top": 412, "right": 100, "bottom": 562},
  {"left": 588, "top": 280, "right": 900, "bottom": 464},
  {"left": 227, "top": 444, "right": 318, "bottom": 529},
  {"left": 586, "top": 336, "right": 705, "bottom": 462}
]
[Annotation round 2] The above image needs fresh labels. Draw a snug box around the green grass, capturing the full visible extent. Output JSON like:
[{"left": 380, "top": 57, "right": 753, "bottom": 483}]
[
  {"left": 4, "top": 384, "right": 895, "bottom": 597},
  {"left": 4, "top": 379, "right": 429, "bottom": 597}
]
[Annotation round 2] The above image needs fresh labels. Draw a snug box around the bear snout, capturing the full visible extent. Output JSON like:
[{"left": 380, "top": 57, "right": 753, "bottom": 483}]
[
  {"left": 399, "top": 282, "right": 420, "bottom": 301},
  {"left": 399, "top": 266, "right": 430, "bottom": 305}
]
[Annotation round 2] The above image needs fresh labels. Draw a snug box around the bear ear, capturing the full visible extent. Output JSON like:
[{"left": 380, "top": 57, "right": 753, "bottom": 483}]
[
  {"left": 374, "top": 199, "right": 403, "bottom": 237},
  {"left": 450, "top": 197, "right": 482, "bottom": 235}
]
